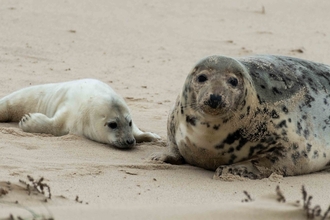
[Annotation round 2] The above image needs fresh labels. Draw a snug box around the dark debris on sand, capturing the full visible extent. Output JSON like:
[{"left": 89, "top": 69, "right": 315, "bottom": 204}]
[{"left": 241, "top": 185, "right": 330, "bottom": 219}]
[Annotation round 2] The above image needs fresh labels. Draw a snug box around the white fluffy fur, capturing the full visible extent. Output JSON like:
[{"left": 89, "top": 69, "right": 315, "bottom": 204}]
[{"left": 0, "top": 79, "right": 160, "bottom": 148}]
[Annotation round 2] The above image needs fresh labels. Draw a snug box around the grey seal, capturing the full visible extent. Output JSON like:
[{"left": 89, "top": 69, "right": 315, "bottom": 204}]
[{"left": 152, "top": 55, "right": 330, "bottom": 179}]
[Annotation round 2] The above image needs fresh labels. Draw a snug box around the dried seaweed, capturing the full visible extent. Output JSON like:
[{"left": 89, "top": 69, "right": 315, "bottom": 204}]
[
  {"left": 322, "top": 205, "right": 330, "bottom": 220},
  {"left": 75, "top": 195, "right": 88, "bottom": 205},
  {"left": 19, "top": 175, "right": 51, "bottom": 199},
  {"left": 241, "top": 190, "right": 253, "bottom": 202},
  {"left": 301, "top": 185, "right": 329, "bottom": 219},
  {"left": 1, "top": 177, "right": 54, "bottom": 220},
  {"left": 0, "top": 187, "right": 9, "bottom": 196},
  {"left": 6, "top": 213, "right": 54, "bottom": 220},
  {"left": 276, "top": 185, "right": 286, "bottom": 203},
  {"left": 240, "top": 185, "right": 330, "bottom": 219}
]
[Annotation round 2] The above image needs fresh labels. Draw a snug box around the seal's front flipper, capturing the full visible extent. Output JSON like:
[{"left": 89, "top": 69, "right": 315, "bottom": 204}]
[
  {"left": 132, "top": 123, "right": 161, "bottom": 143},
  {"left": 19, "top": 113, "right": 51, "bottom": 133},
  {"left": 213, "top": 160, "right": 272, "bottom": 180},
  {"left": 19, "top": 112, "right": 68, "bottom": 136},
  {"left": 150, "top": 141, "right": 185, "bottom": 165}
]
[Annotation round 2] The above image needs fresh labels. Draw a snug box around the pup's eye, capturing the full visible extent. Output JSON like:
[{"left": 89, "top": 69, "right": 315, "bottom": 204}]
[
  {"left": 129, "top": 121, "right": 132, "bottom": 127},
  {"left": 197, "top": 74, "right": 208, "bottom": 83},
  {"left": 108, "top": 122, "right": 118, "bottom": 129},
  {"left": 228, "top": 77, "right": 238, "bottom": 87}
]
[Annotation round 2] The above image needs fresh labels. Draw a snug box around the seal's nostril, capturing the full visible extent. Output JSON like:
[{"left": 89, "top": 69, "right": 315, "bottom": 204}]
[
  {"left": 208, "top": 94, "right": 222, "bottom": 109},
  {"left": 126, "top": 139, "right": 135, "bottom": 145}
]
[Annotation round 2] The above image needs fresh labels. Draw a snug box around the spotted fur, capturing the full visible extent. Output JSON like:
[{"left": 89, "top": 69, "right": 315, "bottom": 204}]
[{"left": 152, "top": 55, "right": 330, "bottom": 179}]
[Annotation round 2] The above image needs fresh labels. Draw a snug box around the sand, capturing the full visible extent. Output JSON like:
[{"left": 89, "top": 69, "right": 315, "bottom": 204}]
[{"left": 1, "top": 0, "right": 330, "bottom": 219}]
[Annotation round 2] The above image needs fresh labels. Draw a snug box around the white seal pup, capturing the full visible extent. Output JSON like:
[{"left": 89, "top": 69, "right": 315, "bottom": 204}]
[
  {"left": 0, "top": 79, "right": 160, "bottom": 149},
  {"left": 152, "top": 55, "right": 330, "bottom": 179}
]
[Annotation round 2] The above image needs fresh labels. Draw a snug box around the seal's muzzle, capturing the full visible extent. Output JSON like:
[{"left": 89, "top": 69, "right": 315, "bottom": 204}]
[{"left": 206, "top": 94, "right": 222, "bottom": 109}]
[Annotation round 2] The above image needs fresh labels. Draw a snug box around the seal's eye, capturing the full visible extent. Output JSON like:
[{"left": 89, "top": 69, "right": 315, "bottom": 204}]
[
  {"left": 197, "top": 74, "right": 208, "bottom": 83},
  {"left": 108, "top": 122, "right": 118, "bottom": 129},
  {"left": 129, "top": 121, "right": 132, "bottom": 127},
  {"left": 228, "top": 77, "right": 238, "bottom": 87}
]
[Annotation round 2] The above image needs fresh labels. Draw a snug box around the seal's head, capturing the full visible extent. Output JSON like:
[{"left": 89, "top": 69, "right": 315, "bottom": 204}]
[
  {"left": 182, "top": 55, "right": 250, "bottom": 118},
  {"left": 87, "top": 98, "right": 136, "bottom": 149}
]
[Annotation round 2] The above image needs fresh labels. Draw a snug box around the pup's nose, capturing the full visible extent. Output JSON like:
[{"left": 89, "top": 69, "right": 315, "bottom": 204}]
[
  {"left": 126, "top": 139, "right": 136, "bottom": 146},
  {"left": 207, "top": 94, "right": 222, "bottom": 109}
]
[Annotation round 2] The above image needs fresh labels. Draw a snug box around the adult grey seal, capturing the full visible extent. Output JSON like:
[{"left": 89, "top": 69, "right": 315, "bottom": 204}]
[
  {"left": 152, "top": 55, "right": 330, "bottom": 179},
  {"left": 0, "top": 79, "right": 160, "bottom": 149}
]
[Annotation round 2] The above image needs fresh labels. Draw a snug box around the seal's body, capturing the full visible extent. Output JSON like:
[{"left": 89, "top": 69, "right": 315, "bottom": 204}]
[
  {"left": 0, "top": 79, "right": 160, "bottom": 149},
  {"left": 153, "top": 55, "right": 330, "bottom": 179}
]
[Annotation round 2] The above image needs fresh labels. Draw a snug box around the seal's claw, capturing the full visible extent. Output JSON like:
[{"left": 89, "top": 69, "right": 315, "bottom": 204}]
[
  {"left": 150, "top": 151, "right": 185, "bottom": 165},
  {"left": 20, "top": 114, "right": 31, "bottom": 125},
  {"left": 214, "top": 165, "right": 260, "bottom": 180}
]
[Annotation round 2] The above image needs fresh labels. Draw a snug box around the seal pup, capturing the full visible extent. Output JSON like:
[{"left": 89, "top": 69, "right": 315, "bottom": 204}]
[
  {"left": 0, "top": 79, "right": 160, "bottom": 149},
  {"left": 152, "top": 55, "right": 330, "bottom": 179}
]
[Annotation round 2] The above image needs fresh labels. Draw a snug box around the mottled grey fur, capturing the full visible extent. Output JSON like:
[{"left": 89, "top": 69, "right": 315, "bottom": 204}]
[{"left": 152, "top": 55, "right": 330, "bottom": 179}]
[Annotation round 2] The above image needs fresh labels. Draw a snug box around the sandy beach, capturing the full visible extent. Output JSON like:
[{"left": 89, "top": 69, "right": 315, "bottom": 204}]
[{"left": 1, "top": 0, "right": 330, "bottom": 219}]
